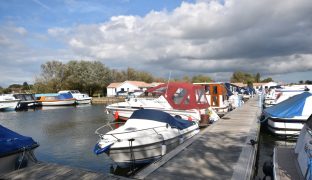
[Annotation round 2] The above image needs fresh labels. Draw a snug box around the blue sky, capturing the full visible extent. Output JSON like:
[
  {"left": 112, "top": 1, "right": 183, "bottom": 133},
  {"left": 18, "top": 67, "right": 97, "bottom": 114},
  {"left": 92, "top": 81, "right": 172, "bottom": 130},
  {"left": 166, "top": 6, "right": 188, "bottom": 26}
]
[{"left": 0, "top": 0, "right": 312, "bottom": 87}]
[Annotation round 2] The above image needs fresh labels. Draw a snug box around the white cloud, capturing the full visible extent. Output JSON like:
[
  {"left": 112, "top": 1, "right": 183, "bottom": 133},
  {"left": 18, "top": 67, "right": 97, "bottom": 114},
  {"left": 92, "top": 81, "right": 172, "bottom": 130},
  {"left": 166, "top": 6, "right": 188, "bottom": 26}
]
[
  {"left": 53, "top": 0, "right": 312, "bottom": 81},
  {"left": 1, "top": 0, "right": 312, "bottom": 86}
]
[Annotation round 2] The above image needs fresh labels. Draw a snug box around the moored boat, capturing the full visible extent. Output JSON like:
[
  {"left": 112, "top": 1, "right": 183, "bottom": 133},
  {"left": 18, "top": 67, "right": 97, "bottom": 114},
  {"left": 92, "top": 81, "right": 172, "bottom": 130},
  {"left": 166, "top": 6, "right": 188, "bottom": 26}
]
[
  {"left": 0, "top": 125, "right": 39, "bottom": 174},
  {"left": 0, "top": 95, "right": 20, "bottom": 111},
  {"left": 273, "top": 114, "right": 312, "bottom": 179},
  {"left": 36, "top": 93, "right": 76, "bottom": 106},
  {"left": 13, "top": 94, "right": 40, "bottom": 110},
  {"left": 263, "top": 92, "right": 312, "bottom": 136},
  {"left": 58, "top": 90, "right": 92, "bottom": 104},
  {"left": 106, "top": 82, "right": 219, "bottom": 124},
  {"left": 94, "top": 109, "right": 200, "bottom": 167},
  {"left": 194, "top": 82, "right": 232, "bottom": 116}
]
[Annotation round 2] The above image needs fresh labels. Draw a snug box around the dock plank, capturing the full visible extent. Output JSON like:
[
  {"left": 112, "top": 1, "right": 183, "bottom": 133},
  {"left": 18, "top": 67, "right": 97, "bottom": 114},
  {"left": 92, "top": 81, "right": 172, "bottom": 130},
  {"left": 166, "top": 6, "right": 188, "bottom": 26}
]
[
  {"left": 0, "top": 162, "right": 128, "bottom": 180},
  {"left": 134, "top": 96, "right": 261, "bottom": 180}
]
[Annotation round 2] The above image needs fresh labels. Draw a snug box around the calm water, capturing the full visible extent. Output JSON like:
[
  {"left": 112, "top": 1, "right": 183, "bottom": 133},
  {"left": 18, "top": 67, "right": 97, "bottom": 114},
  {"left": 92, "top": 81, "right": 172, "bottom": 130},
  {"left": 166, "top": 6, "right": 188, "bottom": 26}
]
[{"left": 0, "top": 105, "right": 115, "bottom": 174}]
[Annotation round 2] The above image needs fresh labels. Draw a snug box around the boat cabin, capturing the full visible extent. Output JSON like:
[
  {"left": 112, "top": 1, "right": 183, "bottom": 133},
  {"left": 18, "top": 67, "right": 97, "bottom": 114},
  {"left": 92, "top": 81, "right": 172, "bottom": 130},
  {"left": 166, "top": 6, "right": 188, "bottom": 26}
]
[
  {"left": 193, "top": 83, "right": 231, "bottom": 114},
  {"left": 146, "top": 82, "right": 209, "bottom": 110}
]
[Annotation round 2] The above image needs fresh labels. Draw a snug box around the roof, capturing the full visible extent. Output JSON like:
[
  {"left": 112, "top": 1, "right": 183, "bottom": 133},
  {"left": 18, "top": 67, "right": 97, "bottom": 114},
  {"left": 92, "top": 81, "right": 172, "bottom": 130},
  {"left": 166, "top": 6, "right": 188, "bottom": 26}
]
[
  {"left": 231, "top": 83, "right": 246, "bottom": 87},
  {"left": 107, "top": 82, "right": 122, "bottom": 88},
  {"left": 124, "top": 81, "right": 152, "bottom": 88},
  {"left": 107, "top": 81, "right": 155, "bottom": 88}
]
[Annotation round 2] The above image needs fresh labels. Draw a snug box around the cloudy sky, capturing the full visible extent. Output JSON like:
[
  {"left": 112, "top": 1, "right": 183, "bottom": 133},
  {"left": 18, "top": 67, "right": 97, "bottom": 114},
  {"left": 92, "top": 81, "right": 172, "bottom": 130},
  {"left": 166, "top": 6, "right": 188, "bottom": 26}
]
[{"left": 1, "top": 0, "right": 312, "bottom": 87}]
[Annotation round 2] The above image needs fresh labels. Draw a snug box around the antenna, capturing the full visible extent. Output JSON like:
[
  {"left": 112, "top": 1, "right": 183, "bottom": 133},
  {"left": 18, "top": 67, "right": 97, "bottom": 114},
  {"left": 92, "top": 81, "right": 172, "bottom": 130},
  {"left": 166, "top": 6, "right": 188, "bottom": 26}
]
[{"left": 165, "top": 71, "right": 172, "bottom": 97}]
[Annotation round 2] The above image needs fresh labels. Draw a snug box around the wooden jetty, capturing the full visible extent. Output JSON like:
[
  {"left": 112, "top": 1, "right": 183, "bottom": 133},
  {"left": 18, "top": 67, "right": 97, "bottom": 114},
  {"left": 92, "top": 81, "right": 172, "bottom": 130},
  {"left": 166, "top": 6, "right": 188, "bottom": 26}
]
[
  {"left": 134, "top": 96, "right": 261, "bottom": 180},
  {"left": 0, "top": 162, "right": 128, "bottom": 180},
  {"left": 92, "top": 97, "right": 125, "bottom": 105}
]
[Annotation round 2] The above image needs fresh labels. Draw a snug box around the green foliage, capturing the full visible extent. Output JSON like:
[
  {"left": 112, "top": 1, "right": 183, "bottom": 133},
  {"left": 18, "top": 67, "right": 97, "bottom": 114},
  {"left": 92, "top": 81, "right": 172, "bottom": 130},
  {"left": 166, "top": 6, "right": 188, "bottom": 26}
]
[
  {"left": 33, "top": 60, "right": 216, "bottom": 96},
  {"left": 261, "top": 77, "right": 273, "bottom": 83},
  {"left": 8, "top": 84, "right": 22, "bottom": 88},
  {"left": 192, "top": 75, "right": 213, "bottom": 83},
  {"left": 230, "top": 71, "right": 273, "bottom": 84}
]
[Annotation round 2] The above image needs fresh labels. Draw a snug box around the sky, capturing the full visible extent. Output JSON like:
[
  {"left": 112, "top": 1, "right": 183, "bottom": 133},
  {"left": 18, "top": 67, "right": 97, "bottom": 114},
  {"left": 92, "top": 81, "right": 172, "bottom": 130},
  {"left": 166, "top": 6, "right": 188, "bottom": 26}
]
[{"left": 0, "top": 0, "right": 312, "bottom": 87}]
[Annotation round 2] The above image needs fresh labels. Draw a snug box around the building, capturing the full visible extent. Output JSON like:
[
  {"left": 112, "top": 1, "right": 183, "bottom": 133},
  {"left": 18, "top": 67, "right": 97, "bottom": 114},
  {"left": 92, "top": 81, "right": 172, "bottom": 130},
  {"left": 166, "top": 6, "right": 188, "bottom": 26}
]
[{"left": 106, "top": 81, "right": 159, "bottom": 97}]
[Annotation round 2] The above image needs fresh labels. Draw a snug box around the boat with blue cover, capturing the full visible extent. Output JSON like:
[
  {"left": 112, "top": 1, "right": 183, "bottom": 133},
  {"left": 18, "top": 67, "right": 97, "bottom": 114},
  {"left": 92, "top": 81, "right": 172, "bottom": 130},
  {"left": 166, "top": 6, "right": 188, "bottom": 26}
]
[
  {"left": 263, "top": 92, "right": 312, "bottom": 136},
  {"left": 0, "top": 125, "right": 39, "bottom": 174},
  {"left": 35, "top": 93, "right": 76, "bottom": 106},
  {"left": 94, "top": 109, "right": 199, "bottom": 167}
]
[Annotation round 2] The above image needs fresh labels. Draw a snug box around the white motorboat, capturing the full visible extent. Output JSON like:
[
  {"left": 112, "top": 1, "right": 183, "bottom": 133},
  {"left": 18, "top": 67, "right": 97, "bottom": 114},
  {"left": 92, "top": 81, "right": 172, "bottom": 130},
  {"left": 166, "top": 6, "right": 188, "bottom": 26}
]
[
  {"left": 0, "top": 95, "right": 20, "bottom": 111},
  {"left": 106, "top": 82, "right": 219, "bottom": 124},
  {"left": 58, "top": 90, "right": 92, "bottom": 104},
  {"left": 0, "top": 125, "right": 39, "bottom": 174},
  {"left": 273, "top": 114, "right": 312, "bottom": 179},
  {"left": 263, "top": 92, "right": 312, "bottom": 136},
  {"left": 94, "top": 109, "right": 200, "bottom": 167}
]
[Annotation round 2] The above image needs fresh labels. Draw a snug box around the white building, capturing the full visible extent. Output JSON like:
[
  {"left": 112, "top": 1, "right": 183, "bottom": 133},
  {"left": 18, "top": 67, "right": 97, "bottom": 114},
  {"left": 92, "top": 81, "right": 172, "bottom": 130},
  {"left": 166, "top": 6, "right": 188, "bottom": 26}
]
[{"left": 107, "top": 81, "right": 158, "bottom": 97}]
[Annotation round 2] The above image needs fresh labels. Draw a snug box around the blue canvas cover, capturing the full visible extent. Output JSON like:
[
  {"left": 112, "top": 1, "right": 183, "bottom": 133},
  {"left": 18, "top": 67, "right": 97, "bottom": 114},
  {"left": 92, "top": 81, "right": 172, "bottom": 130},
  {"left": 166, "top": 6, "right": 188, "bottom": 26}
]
[
  {"left": 264, "top": 92, "right": 312, "bottom": 118},
  {"left": 129, "top": 109, "right": 195, "bottom": 130},
  {"left": 0, "top": 125, "right": 38, "bottom": 157},
  {"left": 58, "top": 93, "right": 73, "bottom": 99}
]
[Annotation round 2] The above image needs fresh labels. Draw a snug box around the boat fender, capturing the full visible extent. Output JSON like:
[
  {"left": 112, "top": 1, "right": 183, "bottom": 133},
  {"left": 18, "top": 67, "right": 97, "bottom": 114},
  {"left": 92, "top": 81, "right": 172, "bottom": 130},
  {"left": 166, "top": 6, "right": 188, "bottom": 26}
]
[
  {"left": 188, "top": 116, "right": 192, "bottom": 121},
  {"left": 114, "top": 111, "right": 119, "bottom": 120},
  {"left": 15, "top": 153, "right": 28, "bottom": 170},
  {"left": 161, "top": 144, "right": 167, "bottom": 156}
]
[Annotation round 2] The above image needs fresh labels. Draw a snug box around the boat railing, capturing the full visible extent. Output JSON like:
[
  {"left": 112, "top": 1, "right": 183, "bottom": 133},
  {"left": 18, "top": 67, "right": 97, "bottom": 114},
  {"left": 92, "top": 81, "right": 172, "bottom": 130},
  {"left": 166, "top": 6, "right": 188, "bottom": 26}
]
[{"left": 95, "top": 122, "right": 169, "bottom": 141}]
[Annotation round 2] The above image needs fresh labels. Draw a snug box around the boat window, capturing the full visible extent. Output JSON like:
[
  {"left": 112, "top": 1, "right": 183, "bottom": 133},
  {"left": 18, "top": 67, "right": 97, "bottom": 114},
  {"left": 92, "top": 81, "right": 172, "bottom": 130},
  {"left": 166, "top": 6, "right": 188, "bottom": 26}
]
[
  {"left": 213, "top": 86, "right": 218, "bottom": 95},
  {"left": 212, "top": 96, "right": 218, "bottom": 106},
  {"left": 196, "top": 89, "right": 208, "bottom": 104},
  {"left": 205, "top": 85, "right": 210, "bottom": 94},
  {"left": 172, "top": 88, "right": 187, "bottom": 104},
  {"left": 45, "top": 96, "right": 57, "bottom": 100},
  {"left": 184, "top": 95, "right": 190, "bottom": 104}
]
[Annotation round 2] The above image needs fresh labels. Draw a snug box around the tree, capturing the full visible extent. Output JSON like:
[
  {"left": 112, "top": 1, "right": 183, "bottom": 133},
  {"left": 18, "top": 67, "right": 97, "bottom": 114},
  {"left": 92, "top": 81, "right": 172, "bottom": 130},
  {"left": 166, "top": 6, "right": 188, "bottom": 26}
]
[
  {"left": 34, "top": 61, "right": 67, "bottom": 92},
  {"left": 65, "top": 60, "right": 111, "bottom": 96},
  {"left": 299, "top": 80, "right": 304, "bottom": 84},
  {"left": 192, "top": 75, "right": 213, "bottom": 83},
  {"left": 255, "top": 73, "right": 261, "bottom": 83},
  {"left": 261, "top": 77, "right": 273, "bottom": 83}
]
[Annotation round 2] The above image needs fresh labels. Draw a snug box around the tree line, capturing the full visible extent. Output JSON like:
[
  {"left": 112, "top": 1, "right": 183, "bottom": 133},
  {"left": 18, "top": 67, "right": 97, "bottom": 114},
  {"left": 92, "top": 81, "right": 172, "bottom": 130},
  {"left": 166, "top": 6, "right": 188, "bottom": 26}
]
[
  {"left": 230, "top": 71, "right": 274, "bottom": 85},
  {"left": 20, "top": 60, "right": 215, "bottom": 96},
  {"left": 3, "top": 60, "right": 310, "bottom": 96}
]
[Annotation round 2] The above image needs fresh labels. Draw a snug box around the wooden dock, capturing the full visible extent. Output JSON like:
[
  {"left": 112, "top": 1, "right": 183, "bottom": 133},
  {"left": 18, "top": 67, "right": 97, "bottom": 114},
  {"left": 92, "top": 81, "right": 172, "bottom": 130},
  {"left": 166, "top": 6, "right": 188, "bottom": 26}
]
[
  {"left": 92, "top": 97, "right": 125, "bottom": 105},
  {"left": 134, "top": 96, "right": 261, "bottom": 180},
  {"left": 0, "top": 162, "right": 128, "bottom": 180}
]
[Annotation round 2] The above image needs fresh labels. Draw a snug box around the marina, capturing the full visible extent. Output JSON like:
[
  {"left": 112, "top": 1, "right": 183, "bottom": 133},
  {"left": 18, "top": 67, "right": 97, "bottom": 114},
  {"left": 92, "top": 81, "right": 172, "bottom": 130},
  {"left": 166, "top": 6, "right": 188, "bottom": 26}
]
[{"left": 0, "top": 87, "right": 310, "bottom": 179}]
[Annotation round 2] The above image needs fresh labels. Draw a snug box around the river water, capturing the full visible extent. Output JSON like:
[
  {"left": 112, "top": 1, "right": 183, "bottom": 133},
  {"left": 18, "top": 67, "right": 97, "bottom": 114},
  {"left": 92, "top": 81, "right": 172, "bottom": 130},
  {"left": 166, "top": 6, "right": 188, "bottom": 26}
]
[
  {"left": 0, "top": 105, "right": 115, "bottom": 174},
  {"left": 0, "top": 105, "right": 296, "bottom": 178}
]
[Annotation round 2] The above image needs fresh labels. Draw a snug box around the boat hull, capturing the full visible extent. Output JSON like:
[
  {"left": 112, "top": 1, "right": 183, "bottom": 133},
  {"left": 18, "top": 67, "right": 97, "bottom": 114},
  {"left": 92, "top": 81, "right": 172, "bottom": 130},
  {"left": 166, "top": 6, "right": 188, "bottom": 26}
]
[
  {"left": 107, "top": 128, "right": 199, "bottom": 167},
  {"left": 0, "top": 150, "right": 37, "bottom": 175},
  {"left": 0, "top": 100, "right": 19, "bottom": 111},
  {"left": 40, "top": 100, "right": 76, "bottom": 106},
  {"left": 267, "top": 117, "right": 306, "bottom": 136},
  {"left": 75, "top": 98, "right": 92, "bottom": 105}
]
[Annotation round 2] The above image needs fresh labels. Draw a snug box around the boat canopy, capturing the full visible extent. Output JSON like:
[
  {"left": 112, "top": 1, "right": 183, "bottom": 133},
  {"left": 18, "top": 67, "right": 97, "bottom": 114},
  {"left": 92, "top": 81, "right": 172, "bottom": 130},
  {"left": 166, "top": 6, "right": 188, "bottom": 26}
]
[
  {"left": 0, "top": 125, "right": 38, "bottom": 158},
  {"left": 146, "top": 82, "right": 209, "bottom": 110},
  {"left": 130, "top": 109, "right": 195, "bottom": 130},
  {"left": 264, "top": 92, "right": 312, "bottom": 118}
]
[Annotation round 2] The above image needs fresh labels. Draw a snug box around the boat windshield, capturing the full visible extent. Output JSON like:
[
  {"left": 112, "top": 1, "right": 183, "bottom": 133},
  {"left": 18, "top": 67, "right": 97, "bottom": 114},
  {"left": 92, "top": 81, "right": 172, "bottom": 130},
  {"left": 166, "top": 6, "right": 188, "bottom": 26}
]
[{"left": 130, "top": 109, "right": 195, "bottom": 130}]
